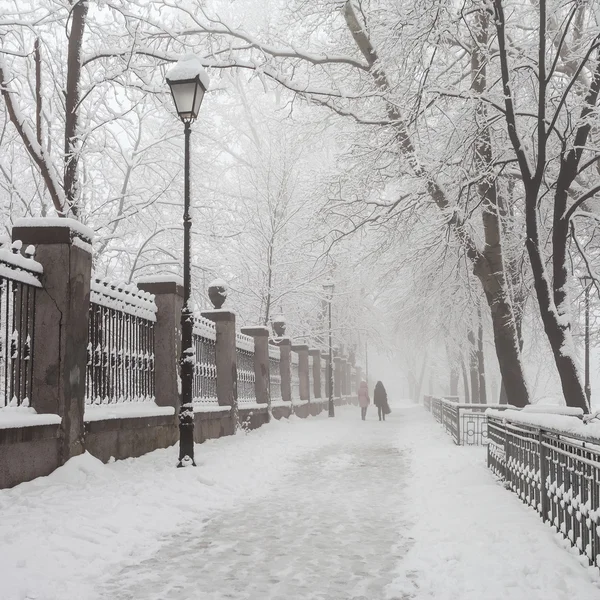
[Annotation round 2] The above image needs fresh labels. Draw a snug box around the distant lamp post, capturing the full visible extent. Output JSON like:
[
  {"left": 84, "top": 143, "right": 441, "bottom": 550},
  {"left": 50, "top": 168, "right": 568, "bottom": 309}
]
[
  {"left": 166, "top": 54, "right": 210, "bottom": 468},
  {"left": 323, "top": 280, "right": 335, "bottom": 417},
  {"left": 581, "top": 275, "right": 593, "bottom": 407}
]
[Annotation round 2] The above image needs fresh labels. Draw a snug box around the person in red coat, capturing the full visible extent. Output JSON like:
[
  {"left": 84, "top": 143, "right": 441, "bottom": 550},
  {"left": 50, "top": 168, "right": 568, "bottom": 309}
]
[
  {"left": 373, "top": 381, "right": 389, "bottom": 421},
  {"left": 358, "top": 380, "right": 370, "bottom": 420}
]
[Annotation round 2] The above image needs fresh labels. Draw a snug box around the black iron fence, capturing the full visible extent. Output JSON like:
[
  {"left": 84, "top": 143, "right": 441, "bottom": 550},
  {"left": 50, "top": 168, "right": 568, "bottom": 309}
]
[
  {"left": 86, "top": 278, "right": 156, "bottom": 405},
  {"left": 0, "top": 239, "right": 41, "bottom": 408},
  {"left": 423, "top": 395, "right": 513, "bottom": 445},
  {"left": 192, "top": 316, "right": 217, "bottom": 406},
  {"left": 487, "top": 413, "right": 600, "bottom": 570},
  {"left": 236, "top": 332, "right": 256, "bottom": 405}
]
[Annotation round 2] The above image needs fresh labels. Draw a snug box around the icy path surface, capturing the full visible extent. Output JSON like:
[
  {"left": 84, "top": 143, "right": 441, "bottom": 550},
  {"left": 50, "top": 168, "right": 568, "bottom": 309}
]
[
  {"left": 101, "top": 413, "right": 409, "bottom": 600},
  {"left": 1, "top": 404, "right": 600, "bottom": 600}
]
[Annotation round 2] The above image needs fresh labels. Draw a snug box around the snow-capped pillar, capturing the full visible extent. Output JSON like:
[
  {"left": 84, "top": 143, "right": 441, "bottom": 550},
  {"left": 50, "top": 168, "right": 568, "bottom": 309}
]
[
  {"left": 292, "top": 344, "right": 310, "bottom": 402},
  {"left": 240, "top": 326, "right": 270, "bottom": 406},
  {"left": 137, "top": 279, "right": 182, "bottom": 410},
  {"left": 334, "top": 357, "right": 344, "bottom": 401},
  {"left": 273, "top": 338, "right": 292, "bottom": 403},
  {"left": 12, "top": 218, "right": 93, "bottom": 464},
  {"left": 201, "top": 310, "right": 238, "bottom": 413},
  {"left": 309, "top": 349, "right": 321, "bottom": 398}
]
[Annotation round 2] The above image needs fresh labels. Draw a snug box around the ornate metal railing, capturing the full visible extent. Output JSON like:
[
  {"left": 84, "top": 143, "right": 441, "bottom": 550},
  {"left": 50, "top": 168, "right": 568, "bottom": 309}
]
[
  {"left": 423, "top": 395, "right": 513, "bottom": 446},
  {"left": 487, "top": 413, "right": 600, "bottom": 571},
  {"left": 192, "top": 316, "right": 217, "bottom": 407},
  {"left": 86, "top": 277, "right": 156, "bottom": 405},
  {"left": 0, "top": 239, "right": 41, "bottom": 408},
  {"left": 268, "top": 343, "right": 282, "bottom": 401},
  {"left": 291, "top": 350, "right": 300, "bottom": 401},
  {"left": 236, "top": 331, "right": 256, "bottom": 405}
]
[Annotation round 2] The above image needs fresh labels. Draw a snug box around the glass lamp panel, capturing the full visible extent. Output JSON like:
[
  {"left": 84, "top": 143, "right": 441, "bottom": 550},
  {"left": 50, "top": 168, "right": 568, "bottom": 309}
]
[
  {"left": 170, "top": 81, "right": 197, "bottom": 119},
  {"left": 192, "top": 84, "right": 206, "bottom": 117}
]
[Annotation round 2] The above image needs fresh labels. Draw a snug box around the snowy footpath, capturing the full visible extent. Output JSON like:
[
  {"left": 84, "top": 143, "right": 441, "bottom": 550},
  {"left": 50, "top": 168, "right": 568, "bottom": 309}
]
[{"left": 1, "top": 405, "right": 600, "bottom": 600}]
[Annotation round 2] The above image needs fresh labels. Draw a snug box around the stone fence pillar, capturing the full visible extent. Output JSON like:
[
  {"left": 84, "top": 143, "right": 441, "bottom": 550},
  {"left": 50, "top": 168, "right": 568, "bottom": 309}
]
[
  {"left": 138, "top": 279, "right": 182, "bottom": 410},
  {"left": 292, "top": 344, "right": 310, "bottom": 402},
  {"left": 334, "top": 357, "right": 343, "bottom": 400},
  {"left": 12, "top": 219, "right": 92, "bottom": 464},
  {"left": 345, "top": 363, "right": 352, "bottom": 397},
  {"left": 202, "top": 311, "right": 237, "bottom": 425},
  {"left": 309, "top": 349, "right": 321, "bottom": 398},
  {"left": 272, "top": 337, "right": 291, "bottom": 403},
  {"left": 241, "top": 326, "right": 270, "bottom": 406}
]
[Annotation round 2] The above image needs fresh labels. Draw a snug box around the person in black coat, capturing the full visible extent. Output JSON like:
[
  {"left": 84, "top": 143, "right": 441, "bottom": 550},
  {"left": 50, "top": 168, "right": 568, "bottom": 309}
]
[{"left": 373, "top": 381, "right": 389, "bottom": 421}]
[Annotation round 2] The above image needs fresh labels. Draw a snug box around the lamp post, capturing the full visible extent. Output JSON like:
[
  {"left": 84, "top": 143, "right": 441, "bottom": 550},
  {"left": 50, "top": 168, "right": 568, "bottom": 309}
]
[
  {"left": 323, "top": 280, "right": 335, "bottom": 417},
  {"left": 166, "top": 54, "right": 210, "bottom": 467},
  {"left": 581, "top": 276, "right": 593, "bottom": 407}
]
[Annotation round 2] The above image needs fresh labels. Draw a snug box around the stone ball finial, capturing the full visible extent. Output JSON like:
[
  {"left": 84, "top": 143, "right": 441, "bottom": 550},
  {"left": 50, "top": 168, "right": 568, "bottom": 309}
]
[
  {"left": 208, "top": 278, "right": 228, "bottom": 309},
  {"left": 272, "top": 314, "right": 286, "bottom": 337}
]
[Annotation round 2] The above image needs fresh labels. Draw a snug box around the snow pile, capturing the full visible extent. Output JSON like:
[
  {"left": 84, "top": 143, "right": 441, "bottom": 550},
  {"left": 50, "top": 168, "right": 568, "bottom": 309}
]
[{"left": 386, "top": 407, "right": 600, "bottom": 599}]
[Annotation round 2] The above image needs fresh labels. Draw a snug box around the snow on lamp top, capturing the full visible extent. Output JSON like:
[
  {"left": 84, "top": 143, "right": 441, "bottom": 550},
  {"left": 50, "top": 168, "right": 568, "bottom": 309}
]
[{"left": 166, "top": 54, "right": 210, "bottom": 121}]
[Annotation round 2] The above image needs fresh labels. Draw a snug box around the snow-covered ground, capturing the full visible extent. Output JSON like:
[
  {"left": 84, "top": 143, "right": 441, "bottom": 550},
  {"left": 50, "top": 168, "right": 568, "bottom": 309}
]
[{"left": 1, "top": 404, "right": 599, "bottom": 600}]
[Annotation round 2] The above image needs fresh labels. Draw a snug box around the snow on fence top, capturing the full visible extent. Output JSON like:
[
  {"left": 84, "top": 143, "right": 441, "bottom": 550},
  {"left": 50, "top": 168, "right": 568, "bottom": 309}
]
[
  {"left": 90, "top": 277, "right": 157, "bottom": 322},
  {"left": 487, "top": 408, "right": 600, "bottom": 442},
  {"left": 235, "top": 331, "right": 255, "bottom": 353},
  {"left": 193, "top": 315, "right": 216, "bottom": 340},
  {"left": 0, "top": 238, "right": 42, "bottom": 288},
  {"left": 268, "top": 343, "right": 281, "bottom": 360}
]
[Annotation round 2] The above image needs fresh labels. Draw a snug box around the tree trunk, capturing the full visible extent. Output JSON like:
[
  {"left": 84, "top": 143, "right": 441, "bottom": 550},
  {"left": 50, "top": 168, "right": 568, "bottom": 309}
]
[
  {"left": 450, "top": 366, "right": 459, "bottom": 396},
  {"left": 461, "top": 357, "right": 471, "bottom": 404},
  {"left": 468, "top": 329, "right": 480, "bottom": 403},
  {"left": 477, "top": 307, "right": 487, "bottom": 403},
  {"left": 469, "top": 6, "right": 528, "bottom": 407},
  {"left": 525, "top": 190, "right": 589, "bottom": 412},
  {"left": 63, "top": 0, "right": 88, "bottom": 216}
]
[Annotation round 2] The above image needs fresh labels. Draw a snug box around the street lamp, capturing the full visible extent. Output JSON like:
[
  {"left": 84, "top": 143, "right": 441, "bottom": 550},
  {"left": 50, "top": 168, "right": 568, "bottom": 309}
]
[
  {"left": 581, "top": 275, "right": 593, "bottom": 407},
  {"left": 166, "top": 54, "right": 210, "bottom": 468},
  {"left": 323, "top": 280, "right": 335, "bottom": 417}
]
